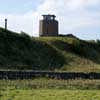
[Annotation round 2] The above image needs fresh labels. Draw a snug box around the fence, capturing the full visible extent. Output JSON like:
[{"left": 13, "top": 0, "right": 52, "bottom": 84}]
[{"left": 0, "top": 71, "right": 100, "bottom": 80}]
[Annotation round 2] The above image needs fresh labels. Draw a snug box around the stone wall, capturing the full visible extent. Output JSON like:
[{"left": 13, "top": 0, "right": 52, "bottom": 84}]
[{"left": 0, "top": 71, "right": 100, "bottom": 80}]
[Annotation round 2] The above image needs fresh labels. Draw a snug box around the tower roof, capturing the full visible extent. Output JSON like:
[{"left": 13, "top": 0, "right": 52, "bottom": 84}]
[{"left": 42, "top": 14, "right": 56, "bottom": 20}]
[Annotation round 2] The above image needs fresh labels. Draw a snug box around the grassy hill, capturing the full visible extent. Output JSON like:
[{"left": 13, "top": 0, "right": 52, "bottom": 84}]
[{"left": 0, "top": 27, "right": 100, "bottom": 72}]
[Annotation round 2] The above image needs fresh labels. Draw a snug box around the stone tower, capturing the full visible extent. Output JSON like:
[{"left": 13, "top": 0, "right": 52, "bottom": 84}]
[{"left": 39, "top": 14, "right": 59, "bottom": 36}]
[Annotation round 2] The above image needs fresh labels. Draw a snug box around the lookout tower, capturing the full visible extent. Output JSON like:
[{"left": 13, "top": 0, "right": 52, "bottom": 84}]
[{"left": 39, "top": 14, "right": 59, "bottom": 36}]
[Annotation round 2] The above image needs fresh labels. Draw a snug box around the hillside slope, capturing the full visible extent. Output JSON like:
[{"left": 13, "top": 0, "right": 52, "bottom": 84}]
[{"left": 0, "top": 27, "right": 100, "bottom": 72}]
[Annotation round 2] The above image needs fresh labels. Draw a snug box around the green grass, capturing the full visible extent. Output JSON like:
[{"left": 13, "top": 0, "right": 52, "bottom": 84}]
[
  {"left": 0, "top": 27, "right": 100, "bottom": 72},
  {"left": 1, "top": 89, "right": 100, "bottom": 100},
  {"left": 0, "top": 79, "right": 100, "bottom": 100},
  {"left": 0, "top": 78, "right": 100, "bottom": 90}
]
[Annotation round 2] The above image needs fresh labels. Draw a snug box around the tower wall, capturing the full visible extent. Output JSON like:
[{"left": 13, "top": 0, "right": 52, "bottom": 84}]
[{"left": 39, "top": 15, "right": 59, "bottom": 36}]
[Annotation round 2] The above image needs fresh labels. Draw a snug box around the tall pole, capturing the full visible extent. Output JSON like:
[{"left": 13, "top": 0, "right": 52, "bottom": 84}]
[{"left": 5, "top": 19, "right": 7, "bottom": 30}]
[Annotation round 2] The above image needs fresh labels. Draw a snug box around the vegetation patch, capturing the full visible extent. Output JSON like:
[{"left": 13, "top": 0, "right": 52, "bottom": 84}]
[
  {"left": 0, "top": 27, "right": 100, "bottom": 72},
  {"left": 0, "top": 89, "right": 100, "bottom": 100}
]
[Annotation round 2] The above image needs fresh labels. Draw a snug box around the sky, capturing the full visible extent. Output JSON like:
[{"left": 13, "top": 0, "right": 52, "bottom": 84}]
[{"left": 0, "top": 0, "right": 100, "bottom": 40}]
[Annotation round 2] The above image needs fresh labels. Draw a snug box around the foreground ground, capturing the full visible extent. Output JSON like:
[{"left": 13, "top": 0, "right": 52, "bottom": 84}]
[
  {"left": 1, "top": 89, "right": 100, "bottom": 100},
  {"left": 0, "top": 79, "right": 100, "bottom": 100}
]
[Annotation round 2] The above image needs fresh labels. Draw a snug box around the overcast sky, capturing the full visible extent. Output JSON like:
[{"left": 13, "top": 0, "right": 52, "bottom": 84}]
[{"left": 0, "top": 0, "right": 100, "bottom": 40}]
